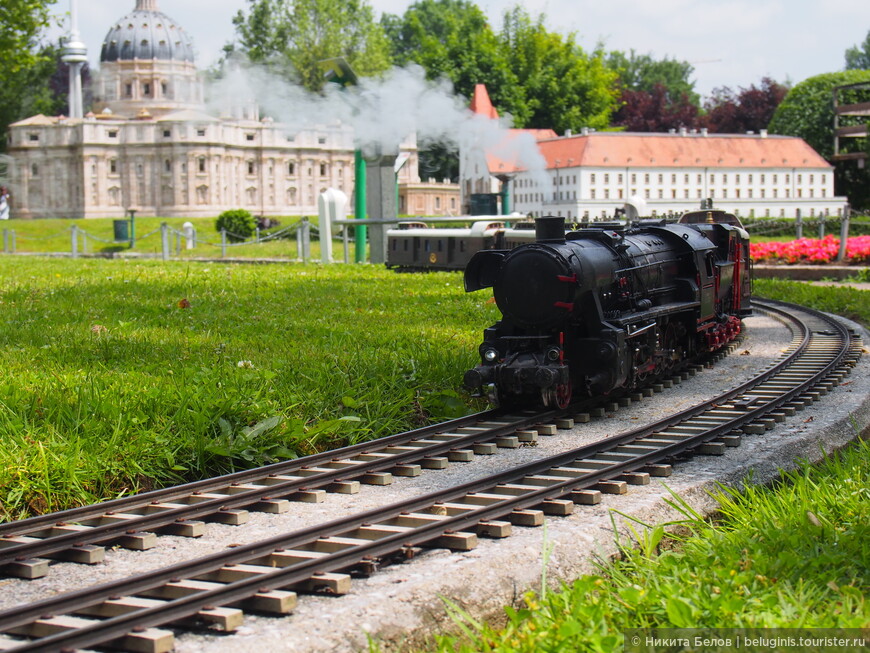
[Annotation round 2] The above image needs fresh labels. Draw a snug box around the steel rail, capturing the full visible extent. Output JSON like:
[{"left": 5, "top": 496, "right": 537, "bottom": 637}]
[{"left": 0, "top": 300, "right": 858, "bottom": 652}]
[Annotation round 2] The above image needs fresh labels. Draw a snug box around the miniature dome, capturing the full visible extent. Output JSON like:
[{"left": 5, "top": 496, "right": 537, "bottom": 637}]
[{"left": 100, "top": 0, "right": 195, "bottom": 63}]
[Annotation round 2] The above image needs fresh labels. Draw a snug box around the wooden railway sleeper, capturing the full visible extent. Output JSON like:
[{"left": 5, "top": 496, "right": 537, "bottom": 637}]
[{"left": 5, "top": 616, "right": 175, "bottom": 653}]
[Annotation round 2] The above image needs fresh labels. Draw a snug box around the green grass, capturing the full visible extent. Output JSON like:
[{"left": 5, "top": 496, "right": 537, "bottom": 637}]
[
  {"left": 0, "top": 215, "right": 353, "bottom": 260},
  {"left": 754, "top": 278, "right": 870, "bottom": 327},
  {"left": 0, "top": 258, "right": 496, "bottom": 520},
  {"left": 417, "top": 439, "right": 870, "bottom": 653}
]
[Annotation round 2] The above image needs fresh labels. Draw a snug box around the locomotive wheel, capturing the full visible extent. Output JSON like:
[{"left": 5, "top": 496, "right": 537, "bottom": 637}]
[
  {"left": 659, "top": 323, "right": 679, "bottom": 374},
  {"left": 544, "top": 381, "right": 572, "bottom": 409}
]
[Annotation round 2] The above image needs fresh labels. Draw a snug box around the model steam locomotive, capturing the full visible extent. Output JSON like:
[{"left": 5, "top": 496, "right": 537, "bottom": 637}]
[{"left": 463, "top": 206, "right": 752, "bottom": 408}]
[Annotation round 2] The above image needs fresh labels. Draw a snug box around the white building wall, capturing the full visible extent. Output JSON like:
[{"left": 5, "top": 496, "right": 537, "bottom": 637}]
[{"left": 513, "top": 163, "right": 845, "bottom": 221}]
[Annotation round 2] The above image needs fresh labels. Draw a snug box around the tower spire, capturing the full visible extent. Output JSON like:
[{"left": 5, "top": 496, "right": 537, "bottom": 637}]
[
  {"left": 136, "top": 0, "right": 159, "bottom": 10},
  {"left": 61, "top": 0, "right": 87, "bottom": 119}
]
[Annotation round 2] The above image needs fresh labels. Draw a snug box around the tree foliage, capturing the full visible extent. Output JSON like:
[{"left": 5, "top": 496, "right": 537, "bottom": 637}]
[
  {"left": 768, "top": 70, "right": 870, "bottom": 209},
  {"left": 613, "top": 84, "right": 699, "bottom": 132},
  {"left": 0, "top": 0, "right": 58, "bottom": 74},
  {"left": 769, "top": 70, "right": 870, "bottom": 156},
  {"left": 0, "top": 0, "right": 68, "bottom": 151},
  {"left": 703, "top": 77, "right": 788, "bottom": 134},
  {"left": 0, "top": 1, "right": 62, "bottom": 153},
  {"left": 499, "top": 7, "right": 618, "bottom": 133},
  {"left": 384, "top": 1, "right": 618, "bottom": 133},
  {"left": 606, "top": 49, "right": 700, "bottom": 132},
  {"left": 845, "top": 29, "right": 870, "bottom": 70},
  {"left": 607, "top": 49, "right": 699, "bottom": 106},
  {"left": 232, "top": 0, "right": 392, "bottom": 92},
  {"left": 383, "top": 0, "right": 527, "bottom": 123}
]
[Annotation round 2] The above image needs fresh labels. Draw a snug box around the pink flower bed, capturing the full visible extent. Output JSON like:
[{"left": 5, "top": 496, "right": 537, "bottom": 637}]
[{"left": 750, "top": 235, "right": 870, "bottom": 265}]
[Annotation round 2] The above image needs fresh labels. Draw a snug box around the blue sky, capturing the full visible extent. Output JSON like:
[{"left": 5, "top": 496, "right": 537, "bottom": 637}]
[{"left": 57, "top": 0, "right": 870, "bottom": 100}]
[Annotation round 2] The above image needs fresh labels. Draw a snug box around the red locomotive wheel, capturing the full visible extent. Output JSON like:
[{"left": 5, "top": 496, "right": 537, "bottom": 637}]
[{"left": 547, "top": 381, "right": 572, "bottom": 409}]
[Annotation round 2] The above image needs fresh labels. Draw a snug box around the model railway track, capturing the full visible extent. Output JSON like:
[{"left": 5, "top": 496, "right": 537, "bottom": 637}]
[
  {"left": 0, "top": 406, "right": 565, "bottom": 579},
  {"left": 0, "top": 345, "right": 725, "bottom": 579},
  {"left": 0, "top": 300, "right": 861, "bottom": 652}
]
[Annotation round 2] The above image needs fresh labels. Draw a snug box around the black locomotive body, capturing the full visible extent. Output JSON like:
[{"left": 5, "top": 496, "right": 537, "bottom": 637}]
[{"left": 463, "top": 208, "right": 752, "bottom": 408}]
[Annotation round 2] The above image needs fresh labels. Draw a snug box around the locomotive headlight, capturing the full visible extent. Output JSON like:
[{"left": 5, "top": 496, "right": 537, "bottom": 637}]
[
  {"left": 546, "top": 347, "right": 562, "bottom": 362},
  {"left": 483, "top": 348, "right": 499, "bottom": 363}
]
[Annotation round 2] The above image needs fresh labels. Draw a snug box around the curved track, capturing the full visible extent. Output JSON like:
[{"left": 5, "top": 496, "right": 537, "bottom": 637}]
[{"left": 0, "top": 300, "right": 862, "bottom": 653}]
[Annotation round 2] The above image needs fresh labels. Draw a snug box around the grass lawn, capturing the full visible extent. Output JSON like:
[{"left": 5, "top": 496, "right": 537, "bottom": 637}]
[{"left": 0, "top": 257, "right": 495, "bottom": 520}]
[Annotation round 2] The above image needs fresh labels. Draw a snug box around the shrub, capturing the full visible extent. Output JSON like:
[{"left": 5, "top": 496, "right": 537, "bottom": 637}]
[{"left": 216, "top": 209, "right": 256, "bottom": 243}]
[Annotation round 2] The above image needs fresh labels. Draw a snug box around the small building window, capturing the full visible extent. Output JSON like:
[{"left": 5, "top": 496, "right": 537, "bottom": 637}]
[
  {"left": 198, "top": 157, "right": 206, "bottom": 173},
  {"left": 143, "top": 83, "right": 151, "bottom": 96},
  {"left": 319, "top": 163, "right": 328, "bottom": 176},
  {"left": 109, "top": 159, "right": 118, "bottom": 174},
  {"left": 247, "top": 161, "right": 255, "bottom": 175},
  {"left": 29, "top": 133, "right": 39, "bottom": 142},
  {"left": 164, "top": 159, "right": 171, "bottom": 173},
  {"left": 125, "top": 84, "right": 133, "bottom": 97},
  {"left": 196, "top": 128, "right": 206, "bottom": 137},
  {"left": 163, "top": 130, "right": 171, "bottom": 138},
  {"left": 246, "top": 134, "right": 255, "bottom": 142},
  {"left": 31, "top": 163, "right": 39, "bottom": 176},
  {"left": 288, "top": 162, "right": 295, "bottom": 175},
  {"left": 318, "top": 136, "right": 327, "bottom": 144},
  {"left": 108, "top": 130, "right": 118, "bottom": 138}
]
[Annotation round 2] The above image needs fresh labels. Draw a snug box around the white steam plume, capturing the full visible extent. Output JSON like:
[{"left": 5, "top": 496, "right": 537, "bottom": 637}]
[{"left": 206, "top": 62, "right": 549, "bottom": 189}]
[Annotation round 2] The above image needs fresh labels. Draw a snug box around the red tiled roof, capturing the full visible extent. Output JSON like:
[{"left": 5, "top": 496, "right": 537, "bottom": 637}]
[{"left": 536, "top": 132, "right": 831, "bottom": 170}]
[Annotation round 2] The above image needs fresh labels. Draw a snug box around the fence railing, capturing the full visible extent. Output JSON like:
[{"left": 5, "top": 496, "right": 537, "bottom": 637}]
[
  {"left": 0, "top": 218, "right": 337, "bottom": 262},
  {"left": 1, "top": 212, "right": 869, "bottom": 263}
]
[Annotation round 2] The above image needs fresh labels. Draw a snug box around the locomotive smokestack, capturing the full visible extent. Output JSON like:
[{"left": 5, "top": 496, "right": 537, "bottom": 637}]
[{"left": 535, "top": 216, "right": 566, "bottom": 243}]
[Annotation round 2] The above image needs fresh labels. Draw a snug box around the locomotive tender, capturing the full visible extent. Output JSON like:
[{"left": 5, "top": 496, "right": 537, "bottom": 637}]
[{"left": 463, "top": 207, "right": 752, "bottom": 408}]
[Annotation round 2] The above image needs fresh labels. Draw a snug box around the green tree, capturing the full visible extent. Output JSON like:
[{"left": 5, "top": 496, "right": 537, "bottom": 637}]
[
  {"left": 845, "top": 29, "right": 870, "bottom": 70},
  {"left": 0, "top": 1, "right": 61, "bottom": 152},
  {"left": 500, "top": 6, "right": 619, "bottom": 133},
  {"left": 607, "top": 50, "right": 697, "bottom": 103},
  {"left": 768, "top": 70, "right": 870, "bottom": 209},
  {"left": 0, "top": 0, "right": 58, "bottom": 74},
  {"left": 606, "top": 49, "right": 700, "bottom": 129},
  {"left": 383, "top": 0, "right": 527, "bottom": 123},
  {"left": 232, "top": 0, "right": 392, "bottom": 92}
]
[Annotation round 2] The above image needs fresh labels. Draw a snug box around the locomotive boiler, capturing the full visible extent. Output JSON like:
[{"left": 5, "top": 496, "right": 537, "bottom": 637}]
[{"left": 462, "top": 207, "right": 752, "bottom": 408}]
